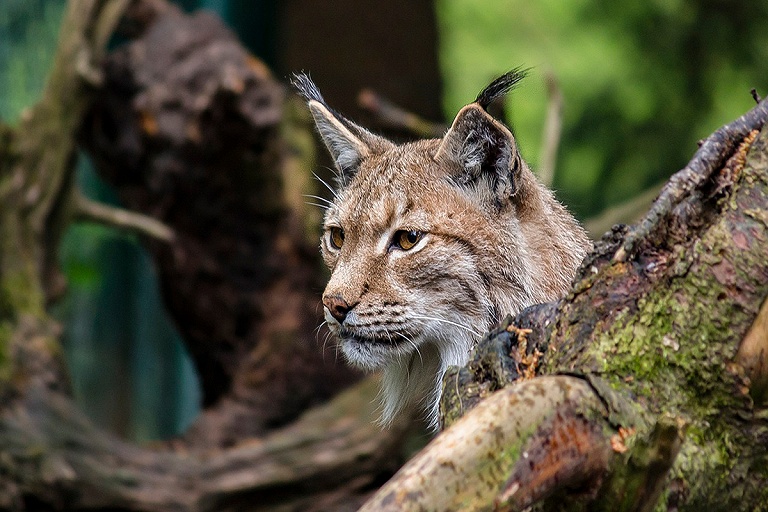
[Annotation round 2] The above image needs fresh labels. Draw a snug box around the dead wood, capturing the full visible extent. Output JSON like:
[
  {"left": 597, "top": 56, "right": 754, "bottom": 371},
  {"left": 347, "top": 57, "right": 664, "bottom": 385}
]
[{"left": 80, "top": 0, "right": 362, "bottom": 444}]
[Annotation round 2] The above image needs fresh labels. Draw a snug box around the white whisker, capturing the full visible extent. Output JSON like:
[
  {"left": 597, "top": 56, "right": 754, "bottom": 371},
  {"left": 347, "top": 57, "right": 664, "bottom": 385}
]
[
  {"left": 313, "top": 172, "right": 339, "bottom": 200},
  {"left": 305, "top": 201, "right": 330, "bottom": 210},
  {"left": 411, "top": 315, "right": 482, "bottom": 338},
  {"left": 396, "top": 331, "right": 423, "bottom": 366},
  {"left": 303, "top": 193, "right": 334, "bottom": 206},
  {"left": 321, "top": 331, "right": 333, "bottom": 354}
]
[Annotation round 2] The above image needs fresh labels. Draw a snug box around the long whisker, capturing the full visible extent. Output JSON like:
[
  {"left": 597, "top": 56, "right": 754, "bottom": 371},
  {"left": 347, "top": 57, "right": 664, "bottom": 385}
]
[
  {"left": 315, "top": 321, "right": 330, "bottom": 360},
  {"left": 305, "top": 201, "right": 330, "bottom": 210},
  {"left": 313, "top": 172, "right": 339, "bottom": 200},
  {"left": 313, "top": 321, "right": 339, "bottom": 363},
  {"left": 320, "top": 332, "right": 329, "bottom": 362},
  {"left": 303, "top": 194, "right": 334, "bottom": 206},
  {"left": 312, "top": 320, "right": 326, "bottom": 337},
  {"left": 396, "top": 332, "right": 423, "bottom": 366},
  {"left": 411, "top": 315, "right": 482, "bottom": 338}
]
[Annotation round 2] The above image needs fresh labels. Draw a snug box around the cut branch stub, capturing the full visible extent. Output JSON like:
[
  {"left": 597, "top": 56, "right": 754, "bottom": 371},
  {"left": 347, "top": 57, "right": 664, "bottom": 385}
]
[{"left": 493, "top": 401, "right": 612, "bottom": 511}]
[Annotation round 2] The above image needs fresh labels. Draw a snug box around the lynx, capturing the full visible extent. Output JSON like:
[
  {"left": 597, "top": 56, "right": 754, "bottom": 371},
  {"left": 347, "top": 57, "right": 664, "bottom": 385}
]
[{"left": 293, "top": 71, "right": 591, "bottom": 430}]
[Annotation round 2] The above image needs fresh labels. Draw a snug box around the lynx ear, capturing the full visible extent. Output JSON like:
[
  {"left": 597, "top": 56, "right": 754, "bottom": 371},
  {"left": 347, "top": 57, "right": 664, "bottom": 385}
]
[
  {"left": 306, "top": 101, "right": 370, "bottom": 175},
  {"left": 292, "top": 72, "right": 387, "bottom": 186},
  {"left": 435, "top": 69, "right": 528, "bottom": 205},
  {"left": 435, "top": 104, "right": 522, "bottom": 203}
]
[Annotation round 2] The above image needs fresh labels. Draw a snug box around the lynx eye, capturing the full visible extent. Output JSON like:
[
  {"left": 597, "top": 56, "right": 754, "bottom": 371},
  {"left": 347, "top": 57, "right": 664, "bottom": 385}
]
[
  {"left": 328, "top": 227, "right": 345, "bottom": 249},
  {"left": 394, "top": 230, "right": 423, "bottom": 251}
]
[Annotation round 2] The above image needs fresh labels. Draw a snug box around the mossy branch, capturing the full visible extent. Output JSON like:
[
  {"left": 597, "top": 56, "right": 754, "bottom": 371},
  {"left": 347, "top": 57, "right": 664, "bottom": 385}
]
[{"left": 361, "top": 376, "right": 623, "bottom": 512}]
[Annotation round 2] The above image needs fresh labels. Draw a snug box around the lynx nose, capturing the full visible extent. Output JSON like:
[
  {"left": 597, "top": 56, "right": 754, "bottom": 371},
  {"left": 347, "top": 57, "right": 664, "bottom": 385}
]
[{"left": 323, "top": 295, "right": 354, "bottom": 323}]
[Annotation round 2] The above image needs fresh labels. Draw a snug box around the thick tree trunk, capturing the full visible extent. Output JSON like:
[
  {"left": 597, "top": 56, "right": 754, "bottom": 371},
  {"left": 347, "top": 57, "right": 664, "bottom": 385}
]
[
  {"left": 1, "top": 0, "right": 767, "bottom": 510},
  {"left": 80, "top": 0, "right": 363, "bottom": 445}
]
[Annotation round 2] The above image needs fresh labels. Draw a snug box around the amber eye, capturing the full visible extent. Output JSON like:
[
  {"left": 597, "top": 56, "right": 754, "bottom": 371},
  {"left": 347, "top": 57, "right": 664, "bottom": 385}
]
[
  {"left": 328, "top": 227, "right": 344, "bottom": 249},
  {"left": 394, "top": 230, "right": 422, "bottom": 251}
]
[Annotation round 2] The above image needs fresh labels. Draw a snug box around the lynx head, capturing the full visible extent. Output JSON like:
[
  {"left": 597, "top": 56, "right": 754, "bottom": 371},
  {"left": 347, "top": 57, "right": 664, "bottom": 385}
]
[{"left": 293, "top": 71, "right": 590, "bottom": 430}]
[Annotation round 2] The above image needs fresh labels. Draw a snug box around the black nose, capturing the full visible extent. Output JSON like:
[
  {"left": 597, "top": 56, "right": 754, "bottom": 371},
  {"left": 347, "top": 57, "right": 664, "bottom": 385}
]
[{"left": 323, "top": 295, "right": 353, "bottom": 323}]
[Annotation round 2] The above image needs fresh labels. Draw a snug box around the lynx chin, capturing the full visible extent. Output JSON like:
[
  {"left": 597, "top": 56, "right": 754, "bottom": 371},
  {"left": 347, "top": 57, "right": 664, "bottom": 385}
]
[{"left": 293, "top": 70, "right": 591, "bottom": 430}]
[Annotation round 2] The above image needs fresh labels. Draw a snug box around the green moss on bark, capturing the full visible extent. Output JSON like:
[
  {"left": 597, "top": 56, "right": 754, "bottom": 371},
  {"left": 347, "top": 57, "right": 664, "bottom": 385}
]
[{"left": 542, "top": 126, "right": 768, "bottom": 510}]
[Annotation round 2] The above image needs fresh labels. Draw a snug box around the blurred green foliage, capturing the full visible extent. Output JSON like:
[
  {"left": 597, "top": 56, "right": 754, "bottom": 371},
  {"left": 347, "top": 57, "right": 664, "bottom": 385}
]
[
  {"left": 55, "top": 164, "right": 200, "bottom": 441},
  {"left": 437, "top": 0, "right": 768, "bottom": 217},
  {"left": 0, "top": 0, "right": 65, "bottom": 122}
]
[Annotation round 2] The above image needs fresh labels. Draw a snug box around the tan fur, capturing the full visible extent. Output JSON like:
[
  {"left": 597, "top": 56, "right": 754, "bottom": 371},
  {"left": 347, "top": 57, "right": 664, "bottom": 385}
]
[{"left": 295, "top": 73, "right": 591, "bottom": 429}]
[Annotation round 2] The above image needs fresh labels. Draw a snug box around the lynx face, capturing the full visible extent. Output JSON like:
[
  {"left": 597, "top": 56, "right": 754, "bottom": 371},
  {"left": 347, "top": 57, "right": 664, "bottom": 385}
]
[{"left": 294, "top": 71, "right": 590, "bottom": 429}]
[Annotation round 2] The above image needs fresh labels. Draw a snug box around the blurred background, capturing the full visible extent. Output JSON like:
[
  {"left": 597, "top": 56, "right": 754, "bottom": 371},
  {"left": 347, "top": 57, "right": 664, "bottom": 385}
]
[{"left": 1, "top": 0, "right": 765, "bottom": 441}]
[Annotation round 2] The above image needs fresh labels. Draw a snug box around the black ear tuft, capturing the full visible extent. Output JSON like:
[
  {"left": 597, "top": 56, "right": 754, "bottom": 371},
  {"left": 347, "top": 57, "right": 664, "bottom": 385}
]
[
  {"left": 290, "top": 72, "right": 326, "bottom": 105},
  {"left": 290, "top": 72, "right": 360, "bottom": 135},
  {"left": 289, "top": 72, "right": 395, "bottom": 186},
  {"left": 475, "top": 67, "right": 529, "bottom": 111}
]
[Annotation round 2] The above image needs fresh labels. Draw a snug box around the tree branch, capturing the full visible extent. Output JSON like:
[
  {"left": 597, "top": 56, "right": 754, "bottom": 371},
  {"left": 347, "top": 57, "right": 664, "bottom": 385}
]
[
  {"left": 357, "top": 89, "right": 447, "bottom": 138},
  {"left": 537, "top": 71, "right": 564, "bottom": 187},
  {"left": 73, "top": 192, "right": 175, "bottom": 242},
  {"left": 360, "top": 376, "right": 627, "bottom": 512},
  {"left": 0, "top": 378, "right": 413, "bottom": 511},
  {"left": 614, "top": 95, "right": 768, "bottom": 262}
]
